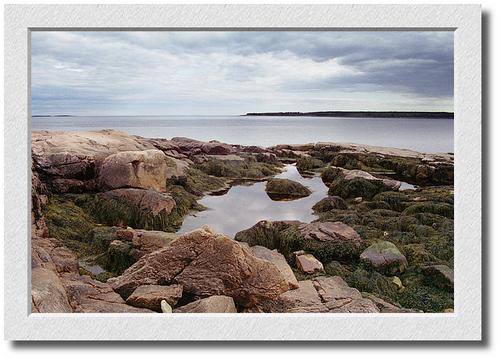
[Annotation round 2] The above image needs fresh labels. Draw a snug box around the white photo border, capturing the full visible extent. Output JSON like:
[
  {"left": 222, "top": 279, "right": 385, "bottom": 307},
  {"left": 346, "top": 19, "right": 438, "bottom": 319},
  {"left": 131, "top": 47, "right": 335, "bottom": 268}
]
[{"left": 4, "top": 4, "right": 481, "bottom": 341}]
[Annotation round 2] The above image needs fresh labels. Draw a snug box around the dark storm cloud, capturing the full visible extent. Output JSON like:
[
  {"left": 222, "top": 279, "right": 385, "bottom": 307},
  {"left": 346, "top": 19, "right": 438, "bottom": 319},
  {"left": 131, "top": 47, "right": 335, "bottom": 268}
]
[{"left": 31, "top": 31, "right": 453, "bottom": 115}]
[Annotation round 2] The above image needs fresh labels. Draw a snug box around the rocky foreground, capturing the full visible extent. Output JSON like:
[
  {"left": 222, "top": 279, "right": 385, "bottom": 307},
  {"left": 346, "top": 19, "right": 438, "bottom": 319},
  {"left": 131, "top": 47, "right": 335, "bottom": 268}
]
[{"left": 31, "top": 129, "right": 454, "bottom": 313}]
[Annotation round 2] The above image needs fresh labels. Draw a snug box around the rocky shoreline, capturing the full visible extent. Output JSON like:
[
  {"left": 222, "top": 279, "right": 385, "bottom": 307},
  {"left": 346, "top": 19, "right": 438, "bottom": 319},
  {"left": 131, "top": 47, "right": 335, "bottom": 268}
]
[{"left": 31, "top": 129, "right": 454, "bottom": 313}]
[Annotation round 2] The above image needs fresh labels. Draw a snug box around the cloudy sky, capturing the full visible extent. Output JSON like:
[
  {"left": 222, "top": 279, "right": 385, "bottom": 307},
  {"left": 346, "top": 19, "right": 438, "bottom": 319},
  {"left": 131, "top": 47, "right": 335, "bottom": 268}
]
[{"left": 31, "top": 31, "right": 453, "bottom": 115}]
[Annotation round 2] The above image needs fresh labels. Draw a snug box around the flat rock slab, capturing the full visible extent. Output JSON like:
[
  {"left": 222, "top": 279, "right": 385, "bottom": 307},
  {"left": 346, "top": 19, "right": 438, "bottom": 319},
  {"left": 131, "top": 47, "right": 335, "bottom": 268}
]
[
  {"left": 173, "top": 295, "right": 237, "bottom": 313},
  {"left": 275, "top": 276, "right": 380, "bottom": 313},
  {"left": 295, "top": 253, "right": 324, "bottom": 274},
  {"left": 313, "top": 276, "right": 362, "bottom": 303},
  {"left": 126, "top": 284, "right": 183, "bottom": 312},
  {"left": 298, "top": 222, "right": 361, "bottom": 244}
]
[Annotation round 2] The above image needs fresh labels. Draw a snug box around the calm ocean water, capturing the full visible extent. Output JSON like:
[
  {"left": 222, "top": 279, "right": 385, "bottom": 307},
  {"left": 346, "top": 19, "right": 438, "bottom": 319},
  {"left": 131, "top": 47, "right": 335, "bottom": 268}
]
[{"left": 31, "top": 115, "right": 454, "bottom": 153}]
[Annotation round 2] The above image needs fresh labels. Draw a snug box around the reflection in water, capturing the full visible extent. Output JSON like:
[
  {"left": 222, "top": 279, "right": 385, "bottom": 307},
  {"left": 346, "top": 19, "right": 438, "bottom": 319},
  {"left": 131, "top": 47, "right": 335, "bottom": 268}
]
[
  {"left": 79, "top": 257, "right": 107, "bottom": 275},
  {"left": 177, "top": 164, "right": 328, "bottom": 238},
  {"left": 399, "top": 181, "right": 417, "bottom": 191}
]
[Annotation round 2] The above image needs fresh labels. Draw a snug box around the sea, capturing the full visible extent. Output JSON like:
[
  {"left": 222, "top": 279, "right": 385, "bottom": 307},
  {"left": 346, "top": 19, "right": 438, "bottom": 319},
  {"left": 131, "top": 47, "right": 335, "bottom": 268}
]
[{"left": 31, "top": 115, "right": 454, "bottom": 154}]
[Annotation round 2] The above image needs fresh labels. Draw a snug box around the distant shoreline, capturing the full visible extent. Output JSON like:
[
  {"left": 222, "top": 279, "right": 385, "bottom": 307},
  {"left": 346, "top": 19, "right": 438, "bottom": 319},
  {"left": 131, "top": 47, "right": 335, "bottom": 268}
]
[
  {"left": 243, "top": 111, "right": 454, "bottom": 119},
  {"left": 32, "top": 114, "right": 72, "bottom": 118}
]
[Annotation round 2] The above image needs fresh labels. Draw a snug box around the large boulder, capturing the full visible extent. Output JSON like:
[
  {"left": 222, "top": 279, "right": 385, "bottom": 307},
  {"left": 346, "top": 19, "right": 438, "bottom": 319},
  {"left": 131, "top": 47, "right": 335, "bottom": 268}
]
[
  {"left": 265, "top": 178, "right": 311, "bottom": 200},
  {"left": 31, "top": 130, "right": 192, "bottom": 194},
  {"left": 173, "top": 295, "right": 237, "bottom": 313},
  {"left": 31, "top": 130, "right": 156, "bottom": 192},
  {"left": 108, "top": 226, "right": 290, "bottom": 307},
  {"left": 98, "top": 149, "right": 179, "bottom": 192},
  {"left": 360, "top": 241, "right": 408, "bottom": 275},
  {"left": 126, "top": 284, "right": 183, "bottom": 312},
  {"left": 234, "top": 220, "right": 363, "bottom": 262}
]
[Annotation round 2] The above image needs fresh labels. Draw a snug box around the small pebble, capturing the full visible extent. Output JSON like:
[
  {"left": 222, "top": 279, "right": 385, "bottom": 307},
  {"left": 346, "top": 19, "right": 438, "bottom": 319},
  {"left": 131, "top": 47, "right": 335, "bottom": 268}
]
[{"left": 160, "top": 299, "right": 172, "bottom": 313}]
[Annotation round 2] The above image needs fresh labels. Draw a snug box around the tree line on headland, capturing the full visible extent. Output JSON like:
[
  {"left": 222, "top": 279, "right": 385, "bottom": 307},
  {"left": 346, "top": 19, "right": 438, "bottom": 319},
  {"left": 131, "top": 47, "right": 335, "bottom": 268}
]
[{"left": 244, "top": 111, "right": 453, "bottom": 119}]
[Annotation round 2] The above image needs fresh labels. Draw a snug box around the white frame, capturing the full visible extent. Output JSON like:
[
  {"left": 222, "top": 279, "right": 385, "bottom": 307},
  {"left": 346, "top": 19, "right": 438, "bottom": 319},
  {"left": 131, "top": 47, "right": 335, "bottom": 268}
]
[{"left": 4, "top": 4, "right": 481, "bottom": 341}]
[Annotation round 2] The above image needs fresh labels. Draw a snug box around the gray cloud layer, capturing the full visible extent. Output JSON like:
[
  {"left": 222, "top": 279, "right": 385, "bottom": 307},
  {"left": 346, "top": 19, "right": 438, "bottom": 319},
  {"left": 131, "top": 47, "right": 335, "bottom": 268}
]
[{"left": 31, "top": 31, "right": 453, "bottom": 115}]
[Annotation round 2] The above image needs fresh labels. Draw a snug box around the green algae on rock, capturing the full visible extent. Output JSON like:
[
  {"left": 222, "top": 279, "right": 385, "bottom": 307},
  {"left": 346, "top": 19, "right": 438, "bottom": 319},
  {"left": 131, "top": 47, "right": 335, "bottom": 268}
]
[{"left": 265, "top": 178, "right": 312, "bottom": 200}]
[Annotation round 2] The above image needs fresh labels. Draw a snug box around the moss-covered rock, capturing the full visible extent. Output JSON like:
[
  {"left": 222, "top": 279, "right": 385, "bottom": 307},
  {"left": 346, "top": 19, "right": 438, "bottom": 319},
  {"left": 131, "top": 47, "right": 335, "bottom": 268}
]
[
  {"left": 183, "top": 168, "right": 228, "bottom": 196},
  {"left": 89, "top": 226, "right": 121, "bottom": 253},
  {"left": 402, "top": 202, "right": 454, "bottom": 219},
  {"left": 320, "top": 166, "right": 344, "bottom": 186},
  {"left": 397, "top": 278, "right": 454, "bottom": 312},
  {"left": 82, "top": 188, "right": 196, "bottom": 232},
  {"left": 324, "top": 260, "right": 352, "bottom": 278},
  {"left": 265, "top": 178, "right": 312, "bottom": 200},
  {"left": 42, "top": 194, "right": 96, "bottom": 255},
  {"left": 402, "top": 243, "right": 439, "bottom": 266},
  {"left": 328, "top": 177, "right": 395, "bottom": 200},
  {"left": 296, "top": 156, "right": 324, "bottom": 173},
  {"left": 106, "top": 240, "right": 135, "bottom": 274},
  {"left": 347, "top": 267, "right": 399, "bottom": 301},
  {"left": 373, "top": 191, "right": 410, "bottom": 211},
  {"left": 234, "top": 220, "right": 304, "bottom": 259},
  {"left": 234, "top": 220, "right": 363, "bottom": 263},
  {"left": 312, "top": 196, "right": 348, "bottom": 213},
  {"left": 421, "top": 264, "right": 454, "bottom": 291}
]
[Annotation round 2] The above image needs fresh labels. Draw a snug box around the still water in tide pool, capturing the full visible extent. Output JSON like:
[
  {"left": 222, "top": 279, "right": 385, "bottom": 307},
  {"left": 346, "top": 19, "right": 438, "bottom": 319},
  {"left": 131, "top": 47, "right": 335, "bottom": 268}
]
[{"left": 177, "top": 164, "right": 328, "bottom": 238}]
